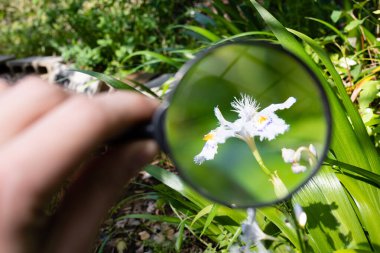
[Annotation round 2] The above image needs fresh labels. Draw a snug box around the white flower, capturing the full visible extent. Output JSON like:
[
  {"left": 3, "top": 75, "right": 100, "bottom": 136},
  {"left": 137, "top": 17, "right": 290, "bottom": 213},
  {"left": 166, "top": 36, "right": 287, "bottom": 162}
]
[
  {"left": 281, "top": 144, "right": 317, "bottom": 174},
  {"left": 338, "top": 57, "right": 357, "bottom": 69},
  {"left": 230, "top": 208, "right": 274, "bottom": 253},
  {"left": 294, "top": 203, "right": 307, "bottom": 228},
  {"left": 291, "top": 164, "right": 307, "bottom": 174},
  {"left": 194, "top": 94, "right": 296, "bottom": 164},
  {"left": 269, "top": 172, "right": 289, "bottom": 198},
  {"left": 194, "top": 126, "right": 234, "bottom": 165},
  {"left": 241, "top": 208, "right": 275, "bottom": 246}
]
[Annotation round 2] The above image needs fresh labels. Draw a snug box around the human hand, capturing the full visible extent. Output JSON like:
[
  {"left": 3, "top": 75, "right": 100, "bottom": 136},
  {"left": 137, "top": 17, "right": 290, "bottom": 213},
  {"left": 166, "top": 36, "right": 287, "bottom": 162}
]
[{"left": 0, "top": 77, "right": 159, "bottom": 253}]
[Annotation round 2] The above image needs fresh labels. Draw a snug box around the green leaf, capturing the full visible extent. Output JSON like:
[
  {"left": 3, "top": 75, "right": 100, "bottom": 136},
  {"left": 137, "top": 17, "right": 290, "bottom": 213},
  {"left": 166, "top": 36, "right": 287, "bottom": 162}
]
[
  {"left": 217, "top": 31, "right": 276, "bottom": 44},
  {"left": 122, "top": 51, "right": 181, "bottom": 68},
  {"left": 72, "top": 69, "right": 139, "bottom": 92},
  {"left": 174, "top": 25, "right": 221, "bottom": 42},
  {"left": 145, "top": 165, "right": 245, "bottom": 219},
  {"left": 175, "top": 221, "right": 185, "bottom": 253},
  {"left": 190, "top": 204, "right": 214, "bottom": 228},
  {"left": 294, "top": 167, "right": 371, "bottom": 252},
  {"left": 358, "top": 81, "right": 379, "bottom": 109},
  {"left": 306, "top": 17, "right": 347, "bottom": 43},
  {"left": 122, "top": 77, "right": 160, "bottom": 98},
  {"left": 326, "top": 157, "right": 380, "bottom": 188},
  {"left": 331, "top": 10, "right": 343, "bottom": 23},
  {"left": 249, "top": 0, "right": 312, "bottom": 62},
  {"left": 288, "top": 29, "right": 380, "bottom": 175},
  {"left": 333, "top": 249, "right": 371, "bottom": 253},
  {"left": 344, "top": 19, "right": 365, "bottom": 32},
  {"left": 201, "top": 204, "right": 219, "bottom": 236}
]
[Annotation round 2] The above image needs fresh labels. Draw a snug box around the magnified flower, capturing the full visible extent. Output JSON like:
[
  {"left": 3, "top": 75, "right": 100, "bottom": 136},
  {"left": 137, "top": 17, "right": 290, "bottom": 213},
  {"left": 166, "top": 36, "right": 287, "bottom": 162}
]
[
  {"left": 281, "top": 144, "right": 317, "bottom": 174},
  {"left": 194, "top": 94, "right": 296, "bottom": 165}
]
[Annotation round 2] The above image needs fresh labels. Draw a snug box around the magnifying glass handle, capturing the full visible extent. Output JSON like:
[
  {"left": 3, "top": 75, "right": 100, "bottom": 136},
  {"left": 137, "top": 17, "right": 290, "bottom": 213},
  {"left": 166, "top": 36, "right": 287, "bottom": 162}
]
[{"left": 108, "top": 121, "right": 155, "bottom": 145}]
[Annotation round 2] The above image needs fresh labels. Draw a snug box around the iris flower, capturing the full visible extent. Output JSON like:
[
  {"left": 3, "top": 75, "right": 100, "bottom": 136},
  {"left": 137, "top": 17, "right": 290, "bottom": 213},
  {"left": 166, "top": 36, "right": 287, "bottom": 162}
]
[
  {"left": 194, "top": 94, "right": 296, "bottom": 165},
  {"left": 281, "top": 144, "right": 317, "bottom": 174}
]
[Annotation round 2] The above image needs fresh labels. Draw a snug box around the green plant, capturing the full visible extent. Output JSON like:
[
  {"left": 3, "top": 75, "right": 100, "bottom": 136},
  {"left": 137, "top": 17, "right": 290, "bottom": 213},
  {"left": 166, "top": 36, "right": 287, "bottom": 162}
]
[{"left": 81, "top": 0, "right": 380, "bottom": 252}]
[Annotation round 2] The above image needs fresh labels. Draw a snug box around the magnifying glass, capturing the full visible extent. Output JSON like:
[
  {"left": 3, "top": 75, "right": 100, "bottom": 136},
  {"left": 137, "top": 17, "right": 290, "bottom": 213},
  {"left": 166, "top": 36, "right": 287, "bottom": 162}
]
[{"left": 118, "top": 41, "right": 331, "bottom": 208}]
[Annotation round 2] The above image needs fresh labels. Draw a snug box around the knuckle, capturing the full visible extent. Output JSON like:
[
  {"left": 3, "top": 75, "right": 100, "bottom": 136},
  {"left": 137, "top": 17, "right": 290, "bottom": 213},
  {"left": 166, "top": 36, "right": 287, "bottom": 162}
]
[{"left": 69, "top": 96, "right": 110, "bottom": 125}]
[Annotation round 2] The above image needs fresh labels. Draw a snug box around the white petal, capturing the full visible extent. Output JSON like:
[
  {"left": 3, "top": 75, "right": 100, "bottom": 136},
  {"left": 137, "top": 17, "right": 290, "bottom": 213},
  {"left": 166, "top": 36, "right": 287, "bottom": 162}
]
[
  {"left": 294, "top": 203, "right": 307, "bottom": 228},
  {"left": 309, "top": 144, "right": 317, "bottom": 157},
  {"left": 213, "top": 126, "right": 235, "bottom": 143},
  {"left": 231, "top": 94, "right": 259, "bottom": 120},
  {"left": 338, "top": 57, "right": 357, "bottom": 68},
  {"left": 194, "top": 141, "right": 218, "bottom": 165},
  {"left": 291, "top": 163, "right": 307, "bottom": 174},
  {"left": 260, "top": 97, "right": 296, "bottom": 114},
  {"left": 255, "top": 113, "right": 289, "bottom": 141},
  {"left": 282, "top": 148, "right": 296, "bottom": 163},
  {"left": 214, "top": 107, "right": 232, "bottom": 127}
]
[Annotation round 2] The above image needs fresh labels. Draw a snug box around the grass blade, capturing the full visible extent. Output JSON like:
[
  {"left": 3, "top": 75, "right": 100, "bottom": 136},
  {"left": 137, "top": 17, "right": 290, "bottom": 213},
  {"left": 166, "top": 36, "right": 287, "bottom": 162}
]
[
  {"left": 173, "top": 25, "right": 221, "bottom": 42},
  {"left": 122, "top": 51, "right": 181, "bottom": 68},
  {"left": 72, "top": 69, "right": 139, "bottom": 92},
  {"left": 175, "top": 221, "right": 185, "bottom": 252},
  {"left": 201, "top": 204, "right": 219, "bottom": 236},
  {"left": 326, "top": 157, "right": 380, "bottom": 188},
  {"left": 306, "top": 17, "right": 348, "bottom": 43}
]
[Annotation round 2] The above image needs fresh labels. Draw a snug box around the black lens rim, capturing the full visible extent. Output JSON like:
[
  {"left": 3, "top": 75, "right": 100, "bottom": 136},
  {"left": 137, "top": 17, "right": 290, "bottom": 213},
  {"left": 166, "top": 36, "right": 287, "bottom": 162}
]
[{"left": 153, "top": 40, "right": 332, "bottom": 208}]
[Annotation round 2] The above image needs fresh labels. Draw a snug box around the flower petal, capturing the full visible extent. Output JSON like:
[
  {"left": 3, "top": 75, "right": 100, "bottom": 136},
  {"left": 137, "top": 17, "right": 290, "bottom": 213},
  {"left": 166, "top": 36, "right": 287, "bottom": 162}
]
[
  {"left": 254, "top": 113, "right": 289, "bottom": 141},
  {"left": 194, "top": 141, "right": 218, "bottom": 165},
  {"left": 309, "top": 144, "right": 317, "bottom": 157},
  {"left": 214, "top": 106, "right": 232, "bottom": 127},
  {"left": 291, "top": 163, "right": 307, "bottom": 174},
  {"left": 282, "top": 148, "right": 296, "bottom": 163},
  {"left": 260, "top": 97, "right": 296, "bottom": 114},
  {"left": 294, "top": 203, "right": 307, "bottom": 228}
]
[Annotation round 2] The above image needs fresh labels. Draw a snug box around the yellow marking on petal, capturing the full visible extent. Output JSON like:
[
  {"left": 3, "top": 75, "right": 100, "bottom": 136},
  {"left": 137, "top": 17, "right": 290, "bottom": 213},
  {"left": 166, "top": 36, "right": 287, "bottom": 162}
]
[
  {"left": 203, "top": 133, "right": 214, "bottom": 141},
  {"left": 258, "top": 115, "right": 268, "bottom": 124}
]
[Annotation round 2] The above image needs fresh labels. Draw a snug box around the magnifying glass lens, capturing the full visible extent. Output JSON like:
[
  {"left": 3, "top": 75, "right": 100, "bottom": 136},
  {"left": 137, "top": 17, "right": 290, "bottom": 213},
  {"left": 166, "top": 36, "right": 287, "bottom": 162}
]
[{"left": 162, "top": 42, "right": 330, "bottom": 208}]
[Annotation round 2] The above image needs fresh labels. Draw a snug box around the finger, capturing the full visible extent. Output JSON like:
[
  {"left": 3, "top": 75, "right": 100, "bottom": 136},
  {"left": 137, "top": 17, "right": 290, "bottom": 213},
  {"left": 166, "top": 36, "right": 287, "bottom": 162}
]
[
  {"left": 43, "top": 140, "right": 158, "bottom": 253},
  {"left": 0, "top": 79, "right": 9, "bottom": 92},
  {"left": 0, "top": 92, "right": 158, "bottom": 202},
  {"left": 0, "top": 76, "right": 69, "bottom": 143}
]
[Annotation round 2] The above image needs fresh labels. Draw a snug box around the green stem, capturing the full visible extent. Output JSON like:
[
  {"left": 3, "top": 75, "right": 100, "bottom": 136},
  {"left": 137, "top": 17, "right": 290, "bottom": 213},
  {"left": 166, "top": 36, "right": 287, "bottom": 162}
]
[{"left": 244, "top": 137, "right": 272, "bottom": 176}]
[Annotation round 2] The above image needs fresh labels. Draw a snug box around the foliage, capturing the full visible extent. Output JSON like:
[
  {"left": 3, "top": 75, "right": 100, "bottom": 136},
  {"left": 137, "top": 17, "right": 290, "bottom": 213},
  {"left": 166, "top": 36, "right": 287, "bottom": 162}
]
[
  {"left": 88, "top": 0, "right": 380, "bottom": 252},
  {"left": 4, "top": 0, "right": 378, "bottom": 252},
  {"left": 0, "top": 0, "right": 197, "bottom": 73}
]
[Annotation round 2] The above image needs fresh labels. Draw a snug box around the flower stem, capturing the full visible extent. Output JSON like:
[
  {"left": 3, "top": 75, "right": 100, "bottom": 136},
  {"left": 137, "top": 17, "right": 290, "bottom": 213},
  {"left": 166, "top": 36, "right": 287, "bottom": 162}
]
[{"left": 244, "top": 137, "right": 272, "bottom": 176}]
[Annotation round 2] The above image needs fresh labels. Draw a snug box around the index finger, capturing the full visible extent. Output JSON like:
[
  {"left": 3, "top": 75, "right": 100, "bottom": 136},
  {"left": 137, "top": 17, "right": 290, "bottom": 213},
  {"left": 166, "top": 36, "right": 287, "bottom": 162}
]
[
  {"left": 0, "top": 79, "right": 9, "bottom": 92},
  {"left": 0, "top": 91, "right": 159, "bottom": 200}
]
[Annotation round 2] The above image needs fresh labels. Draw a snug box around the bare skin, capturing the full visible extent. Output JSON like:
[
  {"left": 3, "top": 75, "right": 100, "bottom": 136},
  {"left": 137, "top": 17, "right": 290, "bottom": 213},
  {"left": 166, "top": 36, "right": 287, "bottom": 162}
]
[{"left": 0, "top": 77, "right": 159, "bottom": 253}]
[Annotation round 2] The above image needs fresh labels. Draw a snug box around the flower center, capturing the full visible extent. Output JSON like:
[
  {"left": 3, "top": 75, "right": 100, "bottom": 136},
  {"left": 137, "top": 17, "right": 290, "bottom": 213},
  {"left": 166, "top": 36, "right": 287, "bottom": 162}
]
[
  {"left": 258, "top": 115, "right": 268, "bottom": 124},
  {"left": 203, "top": 133, "right": 214, "bottom": 141}
]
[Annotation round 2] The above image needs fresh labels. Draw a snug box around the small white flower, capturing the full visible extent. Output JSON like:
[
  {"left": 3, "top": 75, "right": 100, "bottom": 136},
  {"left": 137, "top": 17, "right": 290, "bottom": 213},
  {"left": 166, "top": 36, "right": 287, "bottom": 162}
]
[
  {"left": 281, "top": 148, "right": 296, "bottom": 163},
  {"left": 241, "top": 208, "right": 275, "bottom": 246},
  {"left": 291, "top": 164, "right": 307, "bottom": 174},
  {"left": 194, "top": 94, "right": 296, "bottom": 164},
  {"left": 269, "top": 172, "right": 289, "bottom": 198},
  {"left": 294, "top": 203, "right": 307, "bottom": 228},
  {"left": 281, "top": 144, "right": 317, "bottom": 174},
  {"left": 338, "top": 57, "right": 357, "bottom": 69},
  {"left": 309, "top": 144, "right": 317, "bottom": 157}
]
